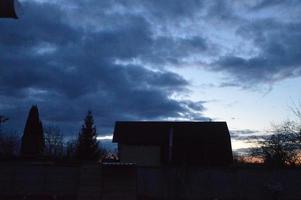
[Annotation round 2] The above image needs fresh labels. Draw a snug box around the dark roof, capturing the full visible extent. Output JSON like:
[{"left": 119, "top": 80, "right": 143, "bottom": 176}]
[{"left": 113, "top": 121, "right": 231, "bottom": 145}]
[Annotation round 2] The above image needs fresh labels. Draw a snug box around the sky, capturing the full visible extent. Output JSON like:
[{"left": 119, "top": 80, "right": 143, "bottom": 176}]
[{"left": 1, "top": 0, "right": 301, "bottom": 151}]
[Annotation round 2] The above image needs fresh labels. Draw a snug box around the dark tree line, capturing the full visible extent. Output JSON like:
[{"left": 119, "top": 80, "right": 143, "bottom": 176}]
[{"left": 0, "top": 105, "right": 106, "bottom": 161}]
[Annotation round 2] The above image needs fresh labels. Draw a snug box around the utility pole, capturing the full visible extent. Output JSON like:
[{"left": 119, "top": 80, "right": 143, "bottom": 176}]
[{"left": 168, "top": 127, "right": 173, "bottom": 164}]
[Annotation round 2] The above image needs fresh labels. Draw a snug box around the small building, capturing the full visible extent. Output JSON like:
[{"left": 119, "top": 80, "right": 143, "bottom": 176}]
[{"left": 113, "top": 121, "right": 233, "bottom": 167}]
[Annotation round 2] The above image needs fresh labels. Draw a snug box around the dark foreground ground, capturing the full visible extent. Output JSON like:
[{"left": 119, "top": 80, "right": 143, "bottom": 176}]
[{"left": 1, "top": 161, "right": 301, "bottom": 200}]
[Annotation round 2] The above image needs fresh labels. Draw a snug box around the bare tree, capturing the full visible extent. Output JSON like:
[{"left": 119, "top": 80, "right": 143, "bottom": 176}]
[
  {"left": 250, "top": 101, "right": 301, "bottom": 167},
  {"left": 65, "top": 138, "right": 77, "bottom": 159},
  {"left": 290, "top": 101, "right": 301, "bottom": 143},
  {"left": 290, "top": 100, "right": 301, "bottom": 121},
  {"left": 0, "top": 116, "right": 19, "bottom": 159},
  {"left": 251, "top": 120, "right": 300, "bottom": 167},
  {"left": 44, "top": 125, "right": 64, "bottom": 159},
  {"left": 0, "top": 132, "right": 20, "bottom": 159}
]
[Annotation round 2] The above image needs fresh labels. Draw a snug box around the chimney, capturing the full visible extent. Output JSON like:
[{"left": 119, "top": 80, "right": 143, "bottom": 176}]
[{"left": 168, "top": 127, "right": 173, "bottom": 163}]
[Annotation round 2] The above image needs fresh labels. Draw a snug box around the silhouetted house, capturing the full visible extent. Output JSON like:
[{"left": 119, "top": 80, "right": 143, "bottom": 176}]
[{"left": 113, "top": 121, "right": 233, "bottom": 167}]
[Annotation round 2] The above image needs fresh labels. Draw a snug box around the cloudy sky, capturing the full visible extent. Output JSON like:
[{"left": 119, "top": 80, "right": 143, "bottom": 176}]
[{"left": 1, "top": 0, "right": 301, "bottom": 150}]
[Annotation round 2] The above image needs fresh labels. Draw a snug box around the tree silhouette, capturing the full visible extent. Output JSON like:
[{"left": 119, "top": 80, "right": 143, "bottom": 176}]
[
  {"left": 252, "top": 120, "right": 301, "bottom": 167},
  {"left": 76, "top": 111, "right": 100, "bottom": 160},
  {"left": 0, "top": 133, "right": 19, "bottom": 159},
  {"left": 20, "top": 105, "right": 45, "bottom": 157},
  {"left": 44, "top": 125, "right": 64, "bottom": 159},
  {"left": 66, "top": 138, "right": 77, "bottom": 159}
]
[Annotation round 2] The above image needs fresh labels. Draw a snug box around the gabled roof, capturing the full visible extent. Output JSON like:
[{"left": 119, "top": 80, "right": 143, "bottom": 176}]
[{"left": 113, "top": 121, "right": 231, "bottom": 145}]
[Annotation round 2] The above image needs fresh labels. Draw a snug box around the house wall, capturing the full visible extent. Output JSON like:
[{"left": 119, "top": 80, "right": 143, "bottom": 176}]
[{"left": 119, "top": 144, "right": 161, "bottom": 167}]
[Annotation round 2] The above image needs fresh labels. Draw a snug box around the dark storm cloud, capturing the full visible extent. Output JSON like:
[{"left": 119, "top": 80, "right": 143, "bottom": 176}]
[
  {"left": 117, "top": 0, "right": 204, "bottom": 20},
  {"left": 230, "top": 129, "right": 260, "bottom": 140},
  {"left": 119, "top": 0, "right": 301, "bottom": 88},
  {"left": 0, "top": 1, "right": 208, "bottom": 135},
  {"left": 214, "top": 19, "right": 301, "bottom": 86},
  {"left": 250, "top": 0, "right": 300, "bottom": 10},
  {"left": 123, "top": 0, "right": 301, "bottom": 87},
  {"left": 2, "top": 0, "right": 301, "bottom": 135},
  {"left": 230, "top": 129, "right": 271, "bottom": 149},
  {"left": 141, "top": 36, "right": 209, "bottom": 66},
  {"left": 143, "top": 0, "right": 203, "bottom": 18}
]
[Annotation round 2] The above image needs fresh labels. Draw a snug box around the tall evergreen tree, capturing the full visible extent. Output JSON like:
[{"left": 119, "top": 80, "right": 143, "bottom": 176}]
[
  {"left": 20, "top": 105, "right": 44, "bottom": 157},
  {"left": 76, "top": 111, "right": 99, "bottom": 160}
]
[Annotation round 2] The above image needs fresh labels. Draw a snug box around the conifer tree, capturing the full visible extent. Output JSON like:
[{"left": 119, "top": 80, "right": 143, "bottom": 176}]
[
  {"left": 76, "top": 111, "right": 99, "bottom": 160},
  {"left": 20, "top": 105, "right": 44, "bottom": 157}
]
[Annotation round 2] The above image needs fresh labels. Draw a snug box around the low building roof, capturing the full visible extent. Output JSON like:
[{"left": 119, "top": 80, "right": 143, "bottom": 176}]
[{"left": 113, "top": 121, "right": 231, "bottom": 145}]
